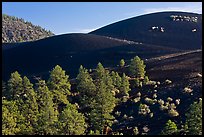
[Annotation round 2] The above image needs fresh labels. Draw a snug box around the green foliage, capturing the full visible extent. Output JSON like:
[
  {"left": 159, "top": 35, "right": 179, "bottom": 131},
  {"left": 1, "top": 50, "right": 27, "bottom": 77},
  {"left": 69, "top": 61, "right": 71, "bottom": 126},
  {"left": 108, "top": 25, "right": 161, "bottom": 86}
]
[
  {"left": 90, "top": 80, "right": 116, "bottom": 134},
  {"left": 76, "top": 65, "right": 96, "bottom": 108},
  {"left": 184, "top": 100, "right": 202, "bottom": 135},
  {"left": 119, "top": 59, "right": 125, "bottom": 67},
  {"left": 17, "top": 76, "right": 39, "bottom": 134},
  {"left": 138, "top": 104, "right": 151, "bottom": 116},
  {"left": 129, "top": 56, "right": 146, "bottom": 78},
  {"left": 143, "top": 76, "right": 149, "bottom": 85},
  {"left": 2, "top": 99, "right": 21, "bottom": 135},
  {"left": 161, "top": 120, "right": 178, "bottom": 135},
  {"left": 36, "top": 80, "right": 59, "bottom": 135},
  {"left": 90, "top": 64, "right": 117, "bottom": 134},
  {"left": 110, "top": 71, "right": 122, "bottom": 89},
  {"left": 133, "top": 78, "right": 142, "bottom": 88},
  {"left": 58, "top": 102, "right": 86, "bottom": 135},
  {"left": 7, "top": 71, "right": 23, "bottom": 100},
  {"left": 95, "top": 62, "right": 106, "bottom": 79},
  {"left": 47, "top": 65, "right": 71, "bottom": 105},
  {"left": 119, "top": 73, "right": 130, "bottom": 96},
  {"left": 88, "top": 130, "right": 100, "bottom": 135}
]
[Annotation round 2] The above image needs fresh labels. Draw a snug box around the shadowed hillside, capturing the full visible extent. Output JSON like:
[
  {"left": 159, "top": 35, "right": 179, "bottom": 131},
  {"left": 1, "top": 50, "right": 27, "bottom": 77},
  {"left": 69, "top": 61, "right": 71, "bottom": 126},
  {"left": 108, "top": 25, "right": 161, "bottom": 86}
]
[
  {"left": 2, "top": 33, "right": 180, "bottom": 81},
  {"left": 90, "top": 11, "right": 202, "bottom": 50}
]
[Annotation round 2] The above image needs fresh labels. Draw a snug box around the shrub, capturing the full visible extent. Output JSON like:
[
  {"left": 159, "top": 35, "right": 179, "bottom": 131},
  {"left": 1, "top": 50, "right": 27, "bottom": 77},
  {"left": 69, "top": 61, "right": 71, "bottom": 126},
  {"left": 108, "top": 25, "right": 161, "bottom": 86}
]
[
  {"left": 158, "top": 99, "right": 165, "bottom": 105},
  {"left": 167, "top": 97, "right": 173, "bottom": 102},
  {"left": 137, "top": 92, "right": 141, "bottom": 97},
  {"left": 133, "top": 97, "right": 141, "bottom": 103},
  {"left": 144, "top": 97, "right": 155, "bottom": 105},
  {"left": 168, "top": 109, "right": 179, "bottom": 117},
  {"left": 121, "top": 96, "right": 129, "bottom": 102},
  {"left": 149, "top": 112, "right": 154, "bottom": 118},
  {"left": 169, "top": 103, "right": 176, "bottom": 109},
  {"left": 165, "top": 79, "right": 172, "bottom": 84},
  {"left": 183, "top": 87, "right": 193, "bottom": 93},
  {"left": 115, "top": 111, "right": 121, "bottom": 117},
  {"left": 153, "top": 93, "right": 157, "bottom": 99},
  {"left": 160, "top": 105, "right": 168, "bottom": 111},
  {"left": 138, "top": 104, "right": 151, "bottom": 116},
  {"left": 133, "top": 127, "right": 139, "bottom": 135}
]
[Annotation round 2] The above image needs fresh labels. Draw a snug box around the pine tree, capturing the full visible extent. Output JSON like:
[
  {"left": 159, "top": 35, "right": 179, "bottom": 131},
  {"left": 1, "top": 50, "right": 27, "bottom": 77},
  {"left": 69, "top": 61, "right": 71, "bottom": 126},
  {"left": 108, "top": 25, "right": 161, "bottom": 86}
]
[
  {"left": 18, "top": 76, "right": 39, "bottom": 134},
  {"left": 36, "top": 80, "right": 59, "bottom": 135},
  {"left": 94, "top": 62, "right": 106, "bottom": 79},
  {"left": 2, "top": 99, "right": 21, "bottom": 135},
  {"left": 111, "top": 71, "right": 122, "bottom": 89},
  {"left": 58, "top": 102, "right": 86, "bottom": 135},
  {"left": 161, "top": 120, "right": 178, "bottom": 135},
  {"left": 120, "top": 59, "right": 125, "bottom": 67},
  {"left": 119, "top": 73, "right": 130, "bottom": 96},
  {"left": 184, "top": 99, "right": 202, "bottom": 135},
  {"left": 7, "top": 71, "right": 23, "bottom": 100},
  {"left": 90, "top": 79, "right": 116, "bottom": 134},
  {"left": 129, "top": 56, "right": 146, "bottom": 78},
  {"left": 47, "top": 65, "right": 71, "bottom": 105},
  {"left": 76, "top": 65, "right": 96, "bottom": 108}
]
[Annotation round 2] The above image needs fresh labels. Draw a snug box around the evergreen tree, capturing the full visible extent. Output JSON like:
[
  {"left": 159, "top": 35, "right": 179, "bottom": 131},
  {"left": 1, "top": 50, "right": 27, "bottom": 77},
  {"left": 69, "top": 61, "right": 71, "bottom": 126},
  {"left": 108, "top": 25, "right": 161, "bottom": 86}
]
[
  {"left": 95, "top": 62, "right": 106, "bottom": 79},
  {"left": 129, "top": 56, "right": 146, "bottom": 78},
  {"left": 36, "top": 80, "right": 59, "bottom": 135},
  {"left": 18, "top": 76, "right": 39, "bottom": 134},
  {"left": 161, "top": 120, "right": 178, "bottom": 135},
  {"left": 90, "top": 80, "right": 116, "bottom": 134},
  {"left": 76, "top": 65, "right": 96, "bottom": 108},
  {"left": 111, "top": 71, "right": 122, "bottom": 89},
  {"left": 47, "top": 65, "right": 71, "bottom": 105},
  {"left": 184, "top": 99, "right": 202, "bottom": 135},
  {"left": 94, "top": 62, "right": 114, "bottom": 92},
  {"left": 119, "top": 73, "right": 130, "bottom": 96},
  {"left": 58, "top": 102, "right": 86, "bottom": 135},
  {"left": 7, "top": 71, "right": 23, "bottom": 100},
  {"left": 120, "top": 59, "right": 125, "bottom": 67},
  {"left": 2, "top": 99, "right": 21, "bottom": 135}
]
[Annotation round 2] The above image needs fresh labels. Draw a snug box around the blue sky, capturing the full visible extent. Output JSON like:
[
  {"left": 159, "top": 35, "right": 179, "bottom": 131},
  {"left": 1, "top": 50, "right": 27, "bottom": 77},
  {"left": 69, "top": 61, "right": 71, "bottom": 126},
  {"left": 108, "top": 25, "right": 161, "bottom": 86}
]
[{"left": 2, "top": 2, "right": 202, "bottom": 35}]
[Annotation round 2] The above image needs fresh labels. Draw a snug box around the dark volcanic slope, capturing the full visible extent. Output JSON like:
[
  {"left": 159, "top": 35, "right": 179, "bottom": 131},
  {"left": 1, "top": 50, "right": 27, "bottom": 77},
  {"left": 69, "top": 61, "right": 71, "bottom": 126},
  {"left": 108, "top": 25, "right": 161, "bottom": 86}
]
[
  {"left": 2, "top": 33, "right": 179, "bottom": 80},
  {"left": 90, "top": 11, "right": 202, "bottom": 50},
  {"left": 146, "top": 50, "right": 202, "bottom": 87}
]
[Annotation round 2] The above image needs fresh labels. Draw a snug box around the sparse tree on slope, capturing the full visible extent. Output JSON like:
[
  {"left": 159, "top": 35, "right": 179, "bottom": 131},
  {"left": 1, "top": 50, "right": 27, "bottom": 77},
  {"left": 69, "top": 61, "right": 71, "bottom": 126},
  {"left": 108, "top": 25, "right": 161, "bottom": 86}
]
[
  {"left": 119, "top": 73, "right": 130, "bottom": 96},
  {"left": 120, "top": 59, "right": 125, "bottom": 67},
  {"left": 129, "top": 56, "right": 146, "bottom": 78},
  {"left": 111, "top": 71, "right": 122, "bottom": 90}
]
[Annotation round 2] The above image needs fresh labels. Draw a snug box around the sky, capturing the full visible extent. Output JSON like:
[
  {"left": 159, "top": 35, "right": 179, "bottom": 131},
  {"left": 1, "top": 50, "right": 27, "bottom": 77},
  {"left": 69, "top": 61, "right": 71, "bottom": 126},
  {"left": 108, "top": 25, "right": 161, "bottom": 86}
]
[{"left": 2, "top": 2, "right": 202, "bottom": 35}]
